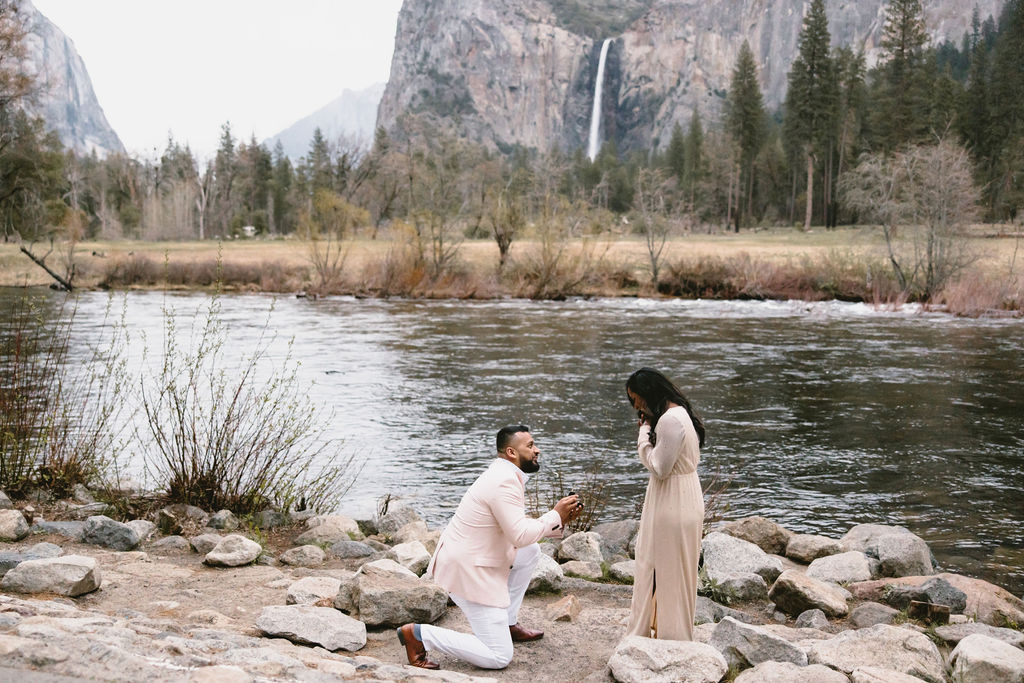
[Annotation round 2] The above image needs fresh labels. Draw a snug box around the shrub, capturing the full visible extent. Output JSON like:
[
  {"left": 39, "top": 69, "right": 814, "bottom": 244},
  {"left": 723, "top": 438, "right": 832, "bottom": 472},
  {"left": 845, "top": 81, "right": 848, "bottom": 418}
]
[
  {"left": 526, "top": 468, "right": 609, "bottom": 535},
  {"left": 0, "top": 293, "right": 128, "bottom": 498},
  {"left": 138, "top": 294, "right": 361, "bottom": 514}
]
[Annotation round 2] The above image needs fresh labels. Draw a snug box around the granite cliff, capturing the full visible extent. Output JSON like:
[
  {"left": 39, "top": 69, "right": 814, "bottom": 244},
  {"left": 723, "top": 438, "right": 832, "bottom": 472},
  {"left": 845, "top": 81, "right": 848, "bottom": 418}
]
[
  {"left": 377, "top": 0, "right": 1003, "bottom": 153},
  {"left": 18, "top": 0, "right": 124, "bottom": 156}
]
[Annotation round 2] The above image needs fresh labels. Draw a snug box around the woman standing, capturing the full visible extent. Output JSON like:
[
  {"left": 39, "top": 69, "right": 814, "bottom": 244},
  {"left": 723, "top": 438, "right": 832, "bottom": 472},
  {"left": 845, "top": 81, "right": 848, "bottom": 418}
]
[{"left": 624, "top": 367, "right": 705, "bottom": 640}]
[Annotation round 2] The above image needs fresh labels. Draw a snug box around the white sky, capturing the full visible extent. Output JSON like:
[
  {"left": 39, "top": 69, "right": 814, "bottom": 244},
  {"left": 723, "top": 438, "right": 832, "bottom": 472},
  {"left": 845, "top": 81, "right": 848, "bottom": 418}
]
[{"left": 30, "top": 0, "right": 403, "bottom": 160}]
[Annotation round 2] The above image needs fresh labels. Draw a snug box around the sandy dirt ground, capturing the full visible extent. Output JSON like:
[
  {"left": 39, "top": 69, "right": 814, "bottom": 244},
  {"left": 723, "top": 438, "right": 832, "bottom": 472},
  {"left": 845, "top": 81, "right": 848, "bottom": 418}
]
[{"left": 8, "top": 527, "right": 637, "bottom": 683}]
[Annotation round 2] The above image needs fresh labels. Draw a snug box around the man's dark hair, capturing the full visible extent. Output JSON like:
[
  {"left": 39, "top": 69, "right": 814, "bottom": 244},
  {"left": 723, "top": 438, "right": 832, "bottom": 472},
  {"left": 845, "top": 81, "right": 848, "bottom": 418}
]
[{"left": 496, "top": 424, "right": 530, "bottom": 453}]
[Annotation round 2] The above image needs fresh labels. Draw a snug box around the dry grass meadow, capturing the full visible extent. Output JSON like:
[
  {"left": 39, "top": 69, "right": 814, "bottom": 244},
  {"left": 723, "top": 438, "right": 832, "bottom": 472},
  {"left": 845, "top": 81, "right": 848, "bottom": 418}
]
[{"left": 2, "top": 224, "right": 1021, "bottom": 314}]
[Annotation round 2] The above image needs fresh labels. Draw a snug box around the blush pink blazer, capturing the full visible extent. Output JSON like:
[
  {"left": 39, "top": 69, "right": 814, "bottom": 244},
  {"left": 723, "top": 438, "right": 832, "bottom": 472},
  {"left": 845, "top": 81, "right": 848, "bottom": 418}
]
[{"left": 426, "top": 458, "right": 563, "bottom": 607}]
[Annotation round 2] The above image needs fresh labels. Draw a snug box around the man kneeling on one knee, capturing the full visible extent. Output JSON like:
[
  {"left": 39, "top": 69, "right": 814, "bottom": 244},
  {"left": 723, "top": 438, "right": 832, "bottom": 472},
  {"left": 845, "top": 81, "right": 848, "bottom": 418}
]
[{"left": 397, "top": 424, "right": 582, "bottom": 670}]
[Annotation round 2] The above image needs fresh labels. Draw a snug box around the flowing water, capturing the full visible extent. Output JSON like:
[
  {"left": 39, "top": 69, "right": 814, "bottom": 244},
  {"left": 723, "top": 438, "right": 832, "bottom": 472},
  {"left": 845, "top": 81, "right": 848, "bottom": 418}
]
[
  {"left": 587, "top": 38, "right": 612, "bottom": 161},
  {"left": 3, "top": 289, "right": 1023, "bottom": 595}
]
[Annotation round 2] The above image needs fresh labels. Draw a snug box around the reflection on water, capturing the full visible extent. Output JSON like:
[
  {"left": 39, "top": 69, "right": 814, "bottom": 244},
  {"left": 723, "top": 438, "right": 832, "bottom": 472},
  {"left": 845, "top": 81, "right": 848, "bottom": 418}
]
[{"left": 3, "top": 289, "right": 1023, "bottom": 595}]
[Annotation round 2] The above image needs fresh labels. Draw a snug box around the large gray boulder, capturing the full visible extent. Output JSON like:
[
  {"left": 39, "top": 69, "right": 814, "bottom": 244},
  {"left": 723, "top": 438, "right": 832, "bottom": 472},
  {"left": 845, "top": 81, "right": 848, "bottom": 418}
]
[
  {"left": 850, "top": 602, "right": 900, "bottom": 629},
  {"left": 386, "top": 540, "right": 431, "bottom": 575},
  {"left": 562, "top": 560, "right": 603, "bottom": 580},
  {"left": 294, "top": 514, "right": 363, "bottom": 545},
  {"left": 328, "top": 540, "right": 375, "bottom": 559},
  {"left": 720, "top": 516, "right": 792, "bottom": 555},
  {"left": 695, "top": 596, "right": 753, "bottom": 625},
  {"left": 786, "top": 533, "right": 845, "bottom": 564},
  {"left": 609, "top": 559, "right": 636, "bottom": 583},
  {"left": 948, "top": 633, "right": 1024, "bottom": 683},
  {"left": 157, "top": 504, "right": 210, "bottom": 534},
  {"left": 768, "top": 569, "right": 849, "bottom": 617},
  {"left": 807, "top": 624, "right": 946, "bottom": 683},
  {"left": 527, "top": 552, "right": 565, "bottom": 593},
  {"left": 708, "top": 616, "right": 807, "bottom": 670},
  {"left": 609, "top": 635, "right": 728, "bottom": 683},
  {"left": 735, "top": 661, "right": 849, "bottom": 683},
  {"left": 279, "top": 545, "right": 325, "bottom": 567},
  {"left": 67, "top": 502, "right": 112, "bottom": 520},
  {"left": 333, "top": 558, "right": 447, "bottom": 627},
  {"left": 807, "top": 551, "right": 879, "bottom": 584},
  {"left": 0, "top": 489, "right": 12, "bottom": 509},
  {"left": 882, "top": 576, "right": 967, "bottom": 613},
  {"left": 377, "top": 504, "right": 422, "bottom": 538},
  {"left": 0, "top": 554, "right": 101, "bottom": 596},
  {"left": 795, "top": 608, "right": 829, "bottom": 630},
  {"left": 716, "top": 573, "right": 769, "bottom": 603},
  {"left": 841, "top": 524, "right": 933, "bottom": 577},
  {"left": 0, "top": 542, "right": 62, "bottom": 578},
  {"left": 206, "top": 509, "right": 239, "bottom": 531},
  {"left": 189, "top": 533, "right": 225, "bottom": 555},
  {"left": 393, "top": 520, "right": 437, "bottom": 551},
  {"left": 850, "top": 667, "right": 933, "bottom": 682},
  {"left": 848, "top": 573, "right": 1024, "bottom": 627},
  {"left": 30, "top": 520, "right": 85, "bottom": 541},
  {"left": 702, "top": 532, "right": 783, "bottom": 584},
  {"left": 592, "top": 519, "right": 640, "bottom": 560},
  {"left": 0, "top": 509, "right": 29, "bottom": 541},
  {"left": 82, "top": 515, "right": 140, "bottom": 551},
  {"left": 204, "top": 535, "right": 262, "bottom": 567},
  {"left": 934, "top": 622, "right": 1024, "bottom": 649},
  {"left": 286, "top": 575, "right": 344, "bottom": 606},
  {"left": 873, "top": 534, "right": 934, "bottom": 578},
  {"left": 256, "top": 604, "right": 366, "bottom": 652},
  {"left": 150, "top": 535, "right": 190, "bottom": 552},
  {"left": 125, "top": 519, "right": 156, "bottom": 543},
  {"left": 558, "top": 531, "right": 605, "bottom": 565}
]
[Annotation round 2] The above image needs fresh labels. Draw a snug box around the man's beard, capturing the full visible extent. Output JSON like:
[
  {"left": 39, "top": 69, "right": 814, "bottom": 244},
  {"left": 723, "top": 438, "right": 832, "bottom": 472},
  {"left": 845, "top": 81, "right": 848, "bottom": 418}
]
[{"left": 518, "top": 458, "right": 540, "bottom": 473}]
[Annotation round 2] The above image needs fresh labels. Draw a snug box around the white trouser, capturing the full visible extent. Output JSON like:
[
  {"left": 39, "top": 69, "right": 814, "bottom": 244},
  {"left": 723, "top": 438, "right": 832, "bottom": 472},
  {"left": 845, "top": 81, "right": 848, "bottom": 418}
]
[{"left": 419, "top": 543, "right": 541, "bottom": 669}]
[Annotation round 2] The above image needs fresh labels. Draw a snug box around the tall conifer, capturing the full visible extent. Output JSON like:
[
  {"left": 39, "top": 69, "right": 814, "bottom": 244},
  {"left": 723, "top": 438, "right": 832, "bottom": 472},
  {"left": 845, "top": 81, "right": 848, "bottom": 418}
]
[
  {"left": 986, "top": 0, "right": 1024, "bottom": 217},
  {"left": 726, "top": 40, "right": 767, "bottom": 230},
  {"left": 873, "top": 0, "right": 930, "bottom": 149},
  {"left": 784, "top": 0, "right": 835, "bottom": 230},
  {"left": 665, "top": 121, "right": 686, "bottom": 182},
  {"left": 682, "top": 109, "right": 704, "bottom": 212}
]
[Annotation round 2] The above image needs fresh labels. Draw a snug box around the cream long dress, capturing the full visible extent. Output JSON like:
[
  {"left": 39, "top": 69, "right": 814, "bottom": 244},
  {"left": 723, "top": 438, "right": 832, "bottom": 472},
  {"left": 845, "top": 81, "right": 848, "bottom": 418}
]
[{"left": 625, "top": 405, "right": 704, "bottom": 641}]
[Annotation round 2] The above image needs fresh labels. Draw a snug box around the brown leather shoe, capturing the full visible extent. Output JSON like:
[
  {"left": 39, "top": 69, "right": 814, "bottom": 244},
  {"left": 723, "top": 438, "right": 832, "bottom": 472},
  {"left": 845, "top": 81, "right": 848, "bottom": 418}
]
[
  {"left": 397, "top": 623, "right": 439, "bottom": 669},
  {"left": 509, "top": 623, "right": 544, "bottom": 642}
]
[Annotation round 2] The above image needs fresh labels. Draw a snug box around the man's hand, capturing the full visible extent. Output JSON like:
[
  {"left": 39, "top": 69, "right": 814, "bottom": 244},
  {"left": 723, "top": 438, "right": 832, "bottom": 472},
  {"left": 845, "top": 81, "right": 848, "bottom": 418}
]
[{"left": 554, "top": 494, "right": 583, "bottom": 526}]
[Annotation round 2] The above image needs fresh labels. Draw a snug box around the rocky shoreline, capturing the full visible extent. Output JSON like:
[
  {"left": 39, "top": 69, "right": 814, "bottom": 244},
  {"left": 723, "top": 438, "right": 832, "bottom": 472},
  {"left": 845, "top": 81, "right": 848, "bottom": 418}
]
[{"left": 1, "top": 489, "right": 1023, "bottom": 683}]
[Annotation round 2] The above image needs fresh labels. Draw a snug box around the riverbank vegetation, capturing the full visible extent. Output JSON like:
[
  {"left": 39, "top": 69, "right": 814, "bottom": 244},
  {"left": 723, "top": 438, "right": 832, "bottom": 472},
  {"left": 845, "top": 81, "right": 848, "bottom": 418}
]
[
  {"left": 1, "top": 0, "right": 1022, "bottom": 316},
  {"left": 0, "top": 289, "right": 361, "bottom": 515}
]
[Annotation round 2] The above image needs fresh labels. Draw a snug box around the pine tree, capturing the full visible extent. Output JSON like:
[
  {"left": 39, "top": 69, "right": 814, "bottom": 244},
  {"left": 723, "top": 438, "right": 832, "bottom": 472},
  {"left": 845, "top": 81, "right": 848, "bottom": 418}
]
[
  {"left": 307, "top": 128, "right": 333, "bottom": 194},
  {"left": 665, "top": 122, "right": 686, "bottom": 182},
  {"left": 270, "top": 142, "right": 293, "bottom": 234},
  {"left": 212, "top": 122, "right": 236, "bottom": 236},
  {"left": 784, "top": 0, "right": 835, "bottom": 230},
  {"left": 872, "top": 0, "right": 931, "bottom": 149},
  {"left": 986, "top": 0, "right": 1024, "bottom": 218},
  {"left": 682, "top": 109, "right": 704, "bottom": 213},
  {"left": 833, "top": 47, "right": 866, "bottom": 225},
  {"left": 726, "top": 40, "right": 767, "bottom": 230},
  {"left": 958, "top": 23, "right": 991, "bottom": 162}
]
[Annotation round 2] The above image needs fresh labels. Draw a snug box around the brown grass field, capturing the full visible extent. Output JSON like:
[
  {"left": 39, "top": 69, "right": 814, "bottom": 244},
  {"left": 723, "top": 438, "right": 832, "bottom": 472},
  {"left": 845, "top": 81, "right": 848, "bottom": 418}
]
[{"left": 2, "top": 224, "right": 1021, "bottom": 314}]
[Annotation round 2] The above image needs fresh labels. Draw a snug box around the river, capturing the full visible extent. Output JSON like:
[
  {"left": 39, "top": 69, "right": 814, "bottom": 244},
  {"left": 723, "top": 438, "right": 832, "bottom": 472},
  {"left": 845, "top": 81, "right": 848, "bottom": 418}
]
[{"left": 3, "top": 289, "right": 1023, "bottom": 595}]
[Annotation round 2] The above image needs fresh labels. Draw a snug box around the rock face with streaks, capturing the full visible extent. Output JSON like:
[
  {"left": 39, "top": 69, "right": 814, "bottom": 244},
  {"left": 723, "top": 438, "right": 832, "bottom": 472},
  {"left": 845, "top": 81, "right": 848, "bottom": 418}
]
[
  {"left": 17, "top": 0, "right": 124, "bottom": 155},
  {"left": 379, "top": 0, "right": 1002, "bottom": 153}
]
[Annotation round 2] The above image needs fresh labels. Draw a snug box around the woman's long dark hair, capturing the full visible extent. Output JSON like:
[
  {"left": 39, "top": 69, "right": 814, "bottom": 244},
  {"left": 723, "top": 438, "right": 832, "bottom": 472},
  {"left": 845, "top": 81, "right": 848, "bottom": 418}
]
[{"left": 626, "top": 367, "right": 706, "bottom": 447}]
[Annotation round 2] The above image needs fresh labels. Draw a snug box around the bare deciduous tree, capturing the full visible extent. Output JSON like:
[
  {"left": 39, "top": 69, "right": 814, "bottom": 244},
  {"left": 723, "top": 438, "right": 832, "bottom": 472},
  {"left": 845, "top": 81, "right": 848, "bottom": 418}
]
[
  {"left": 840, "top": 137, "right": 979, "bottom": 299},
  {"left": 634, "top": 167, "right": 674, "bottom": 285}
]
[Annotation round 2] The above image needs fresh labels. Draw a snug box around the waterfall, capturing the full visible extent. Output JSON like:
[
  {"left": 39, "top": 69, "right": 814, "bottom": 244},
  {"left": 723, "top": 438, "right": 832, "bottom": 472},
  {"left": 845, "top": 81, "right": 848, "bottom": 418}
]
[{"left": 587, "top": 38, "right": 612, "bottom": 162}]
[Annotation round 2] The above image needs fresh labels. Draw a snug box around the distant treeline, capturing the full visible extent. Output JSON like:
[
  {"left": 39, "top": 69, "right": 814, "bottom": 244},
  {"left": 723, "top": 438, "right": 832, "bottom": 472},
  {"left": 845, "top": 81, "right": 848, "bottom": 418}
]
[{"left": 1, "top": 0, "right": 1022, "bottom": 247}]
